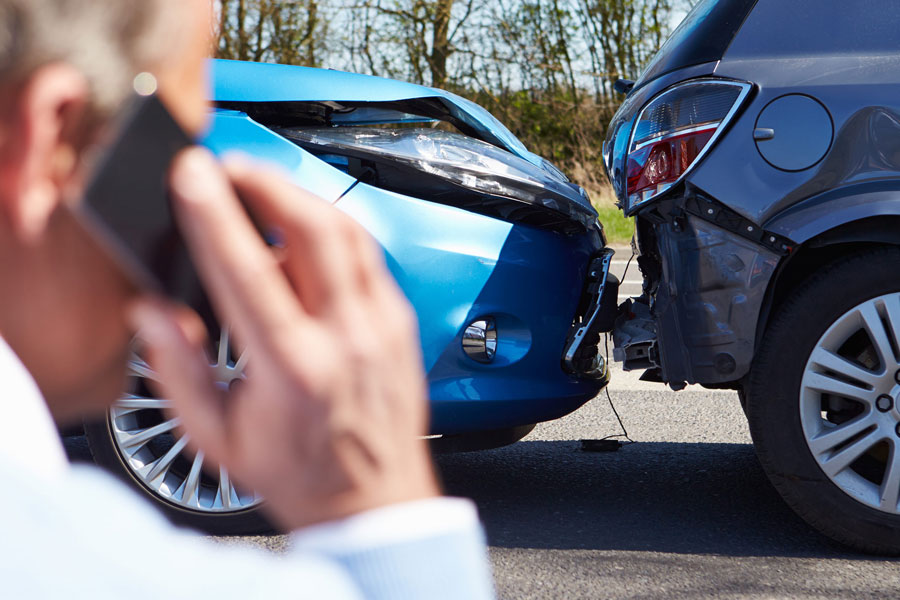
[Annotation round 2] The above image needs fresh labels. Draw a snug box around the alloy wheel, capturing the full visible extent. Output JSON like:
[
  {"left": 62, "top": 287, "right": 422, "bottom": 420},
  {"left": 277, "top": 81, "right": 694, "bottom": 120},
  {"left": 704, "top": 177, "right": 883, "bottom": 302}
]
[
  {"left": 108, "top": 327, "right": 262, "bottom": 513},
  {"left": 800, "top": 292, "right": 900, "bottom": 514}
]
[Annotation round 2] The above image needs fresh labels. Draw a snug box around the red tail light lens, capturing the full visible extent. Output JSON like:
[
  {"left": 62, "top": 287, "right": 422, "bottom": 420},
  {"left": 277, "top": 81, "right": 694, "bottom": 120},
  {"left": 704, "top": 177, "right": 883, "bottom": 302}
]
[
  {"left": 627, "top": 126, "right": 715, "bottom": 203},
  {"left": 625, "top": 80, "right": 750, "bottom": 210}
]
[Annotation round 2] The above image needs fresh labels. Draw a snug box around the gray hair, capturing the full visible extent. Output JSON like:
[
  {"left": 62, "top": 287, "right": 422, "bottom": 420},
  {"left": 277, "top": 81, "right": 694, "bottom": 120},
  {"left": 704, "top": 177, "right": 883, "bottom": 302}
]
[{"left": 0, "top": 0, "right": 179, "bottom": 117}]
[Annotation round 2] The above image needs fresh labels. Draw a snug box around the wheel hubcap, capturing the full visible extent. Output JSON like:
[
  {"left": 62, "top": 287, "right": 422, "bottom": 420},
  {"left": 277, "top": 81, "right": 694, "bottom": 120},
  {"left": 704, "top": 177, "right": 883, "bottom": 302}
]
[
  {"left": 109, "top": 326, "right": 262, "bottom": 513},
  {"left": 800, "top": 292, "right": 900, "bottom": 515}
]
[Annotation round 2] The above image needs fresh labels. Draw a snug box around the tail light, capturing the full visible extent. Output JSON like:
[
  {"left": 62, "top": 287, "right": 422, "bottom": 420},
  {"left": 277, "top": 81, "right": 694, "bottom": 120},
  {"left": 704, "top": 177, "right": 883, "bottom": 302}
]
[{"left": 625, "top": 79, "right": 751, "bottom": 211}]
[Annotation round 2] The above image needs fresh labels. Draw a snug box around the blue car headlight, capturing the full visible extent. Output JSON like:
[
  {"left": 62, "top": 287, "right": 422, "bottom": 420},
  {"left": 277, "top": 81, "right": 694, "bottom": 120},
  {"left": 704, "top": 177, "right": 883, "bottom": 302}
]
[
  {"left": 279, "top": 126, "right": 599, "bottom": 234},
  {"left": 625, "top": 79, "right": 751, "bottom": 212}
]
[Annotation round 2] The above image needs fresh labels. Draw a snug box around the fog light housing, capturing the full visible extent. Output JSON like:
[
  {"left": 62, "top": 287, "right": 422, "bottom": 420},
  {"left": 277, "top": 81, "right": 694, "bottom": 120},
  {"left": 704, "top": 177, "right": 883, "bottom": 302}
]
[{"left": 462, "top": 318, "right": 497, "bottom": 363}]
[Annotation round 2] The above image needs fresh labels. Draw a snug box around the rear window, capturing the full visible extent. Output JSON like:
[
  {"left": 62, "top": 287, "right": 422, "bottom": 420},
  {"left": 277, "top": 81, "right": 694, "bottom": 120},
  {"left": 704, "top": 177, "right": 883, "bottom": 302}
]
[
  {"left": 636, "top": 0, "right": 759, "bottom": 86},
  {"left": 725, "top": 0, "right": 900, "bottom": 57}
]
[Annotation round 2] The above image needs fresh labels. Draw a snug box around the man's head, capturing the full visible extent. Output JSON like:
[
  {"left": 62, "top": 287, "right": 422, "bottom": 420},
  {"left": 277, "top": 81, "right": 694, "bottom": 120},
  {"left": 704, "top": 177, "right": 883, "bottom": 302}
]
[{"left": 0, "top": 0, "right": 212, "bottom": 422}]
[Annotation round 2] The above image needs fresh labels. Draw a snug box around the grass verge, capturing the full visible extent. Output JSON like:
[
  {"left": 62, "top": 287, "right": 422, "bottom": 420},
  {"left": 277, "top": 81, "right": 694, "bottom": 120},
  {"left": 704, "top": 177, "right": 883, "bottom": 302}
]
[
  {"left": 584, "top": 181, "right": 633, "bottom": 246},
  {"left": 594, "top": 203, "right": 634, "bottom": 246}
]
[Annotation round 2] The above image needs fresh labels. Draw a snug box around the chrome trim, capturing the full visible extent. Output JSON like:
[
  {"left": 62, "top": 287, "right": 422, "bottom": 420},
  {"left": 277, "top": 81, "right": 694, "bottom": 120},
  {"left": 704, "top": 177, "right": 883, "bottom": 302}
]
[
  {"left": 625, "top": 78, "right": 753, "bottom": 214},
  {"left": 604, "top": 121, "right": 623, "bottom": 178},
  {"left": 632, "top": 122, "right": 720, "bottom": 151},
  {"left": 601, "top": 140, "right": 611, "bottom": 175},
  {"left": 563, "top": 248, "right": 614, "bottom": 377}
]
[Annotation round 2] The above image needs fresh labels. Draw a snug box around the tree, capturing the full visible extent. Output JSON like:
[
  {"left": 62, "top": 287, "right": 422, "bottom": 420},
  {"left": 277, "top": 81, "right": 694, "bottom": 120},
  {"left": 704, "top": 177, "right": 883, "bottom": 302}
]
[{"left": 217, "top": 0, "right": 327, "bottom": 67}]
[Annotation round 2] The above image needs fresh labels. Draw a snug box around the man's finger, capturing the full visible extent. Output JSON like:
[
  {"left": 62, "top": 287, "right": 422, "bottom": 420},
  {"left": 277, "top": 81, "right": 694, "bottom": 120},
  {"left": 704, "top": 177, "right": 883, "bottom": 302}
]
[
  {"left": 223, "top": 156, "right": 360, "bottom": 316},
  {"left": 169, "top": 148, "right": 307, "bottom": 356},
  {"left": 345, "top": 219, "right": 395, "bottom": 298},
  {"left": 127, "top": 299, "right": 228, "bottom": 464}
]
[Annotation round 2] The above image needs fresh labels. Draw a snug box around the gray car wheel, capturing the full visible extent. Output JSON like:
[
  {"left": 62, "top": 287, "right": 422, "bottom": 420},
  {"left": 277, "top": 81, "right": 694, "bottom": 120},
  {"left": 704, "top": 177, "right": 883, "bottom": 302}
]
[{"left": 799, "top": 293, "right": 900, "bottom": 514}]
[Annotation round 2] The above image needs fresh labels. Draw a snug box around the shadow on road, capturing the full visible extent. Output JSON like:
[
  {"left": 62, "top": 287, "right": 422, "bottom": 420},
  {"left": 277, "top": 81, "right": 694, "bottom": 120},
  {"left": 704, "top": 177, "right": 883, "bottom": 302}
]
[
  {"left": 64, "top": 431, "right": 883, "bottom": 562},
  {"left": 435, "top": 439, "right": 876, "bottom": 560}
]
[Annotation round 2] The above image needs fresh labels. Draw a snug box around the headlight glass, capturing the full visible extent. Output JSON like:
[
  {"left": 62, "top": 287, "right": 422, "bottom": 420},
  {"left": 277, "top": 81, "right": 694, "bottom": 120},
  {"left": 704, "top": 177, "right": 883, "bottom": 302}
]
[
  {"left": 625, "top": 79, "right": 751, "bottom": 210},
  {"left": 279, "top": 127, "right": 598, "bottom": 232}
]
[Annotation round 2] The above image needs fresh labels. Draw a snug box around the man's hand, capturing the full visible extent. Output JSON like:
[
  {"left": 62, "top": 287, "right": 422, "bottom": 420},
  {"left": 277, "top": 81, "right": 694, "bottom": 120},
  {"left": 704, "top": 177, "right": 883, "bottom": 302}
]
[{"left": 129, "top": 148, "right": 440, "bottom": 531}]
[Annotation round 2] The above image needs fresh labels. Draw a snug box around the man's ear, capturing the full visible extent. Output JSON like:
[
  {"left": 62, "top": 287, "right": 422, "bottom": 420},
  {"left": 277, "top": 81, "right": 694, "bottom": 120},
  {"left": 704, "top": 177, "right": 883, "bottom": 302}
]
[{"left": 0, "top": 63, "right": 89, "bottom": 243}]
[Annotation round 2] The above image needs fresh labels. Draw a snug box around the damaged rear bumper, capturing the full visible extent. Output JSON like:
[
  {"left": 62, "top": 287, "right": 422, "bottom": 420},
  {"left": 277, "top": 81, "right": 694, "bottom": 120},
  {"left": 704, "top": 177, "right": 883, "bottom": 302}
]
[{"left": 612, "top": 192, "right": 783, "bottom": 387}]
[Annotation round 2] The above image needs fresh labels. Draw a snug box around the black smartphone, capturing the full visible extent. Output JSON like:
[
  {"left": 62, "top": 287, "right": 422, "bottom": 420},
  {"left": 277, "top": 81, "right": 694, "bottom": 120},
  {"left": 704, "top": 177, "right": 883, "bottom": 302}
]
[{"left": 75, "top": 92, "right": 206, "bottom": 308}]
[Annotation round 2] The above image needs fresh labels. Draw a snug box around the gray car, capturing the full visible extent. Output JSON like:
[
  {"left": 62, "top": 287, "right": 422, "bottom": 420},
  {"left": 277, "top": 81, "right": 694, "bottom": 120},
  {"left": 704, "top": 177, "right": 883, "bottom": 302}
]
[{"left": 603, "top": 0, "right": 900, "bottom": 553}]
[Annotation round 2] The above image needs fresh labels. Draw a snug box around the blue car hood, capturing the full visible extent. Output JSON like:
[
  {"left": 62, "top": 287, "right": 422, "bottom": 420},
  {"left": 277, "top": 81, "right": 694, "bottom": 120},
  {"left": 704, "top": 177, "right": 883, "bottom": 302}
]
[{"left": 210, "top": 59, "right": 539, "bottom": 165}]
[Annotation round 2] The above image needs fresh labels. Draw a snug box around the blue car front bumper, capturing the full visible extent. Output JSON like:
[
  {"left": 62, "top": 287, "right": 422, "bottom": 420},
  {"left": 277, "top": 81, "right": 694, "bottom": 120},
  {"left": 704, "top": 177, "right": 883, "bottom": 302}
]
[{"left": 338, "top": 183, "right": 606, "bottom": 434}]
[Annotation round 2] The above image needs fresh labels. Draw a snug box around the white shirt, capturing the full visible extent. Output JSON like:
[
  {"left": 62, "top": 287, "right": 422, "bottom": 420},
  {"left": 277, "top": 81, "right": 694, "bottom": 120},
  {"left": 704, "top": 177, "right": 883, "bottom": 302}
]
[{"left": 0, "top": 337, "right": 494, "bottom": 599}]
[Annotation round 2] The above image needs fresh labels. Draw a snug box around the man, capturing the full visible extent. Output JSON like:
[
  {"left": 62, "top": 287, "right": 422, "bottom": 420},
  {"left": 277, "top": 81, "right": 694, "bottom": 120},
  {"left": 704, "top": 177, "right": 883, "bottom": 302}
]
[{"left": 0, "top": 0, "right": 494, "bottom": 598}]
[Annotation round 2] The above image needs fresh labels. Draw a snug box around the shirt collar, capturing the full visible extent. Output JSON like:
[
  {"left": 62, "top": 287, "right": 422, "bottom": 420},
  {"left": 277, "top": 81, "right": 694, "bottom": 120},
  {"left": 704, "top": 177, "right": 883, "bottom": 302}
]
[{"left": 0, "top": 336, "right": 69, "bottom": 479}]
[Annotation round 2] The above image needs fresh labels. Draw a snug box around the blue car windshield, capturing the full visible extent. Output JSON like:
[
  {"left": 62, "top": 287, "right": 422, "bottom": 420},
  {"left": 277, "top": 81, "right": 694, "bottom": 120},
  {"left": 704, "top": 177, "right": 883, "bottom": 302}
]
[{"left": 636, "top": 0, "right": 758, "bottom": 87}]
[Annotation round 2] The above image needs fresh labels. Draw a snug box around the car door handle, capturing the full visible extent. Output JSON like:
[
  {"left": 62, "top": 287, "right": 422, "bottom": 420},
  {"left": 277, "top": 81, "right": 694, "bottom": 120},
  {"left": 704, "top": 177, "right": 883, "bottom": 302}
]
[{"left": 754, "top": 128, "right": 776, "bottom": 141}]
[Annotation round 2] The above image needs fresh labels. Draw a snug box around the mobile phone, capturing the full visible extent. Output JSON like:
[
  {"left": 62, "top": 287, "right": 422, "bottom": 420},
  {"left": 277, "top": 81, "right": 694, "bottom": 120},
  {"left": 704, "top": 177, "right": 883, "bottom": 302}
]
[{"left": 75, "top": 92, "right": 205, "bottom": 308}]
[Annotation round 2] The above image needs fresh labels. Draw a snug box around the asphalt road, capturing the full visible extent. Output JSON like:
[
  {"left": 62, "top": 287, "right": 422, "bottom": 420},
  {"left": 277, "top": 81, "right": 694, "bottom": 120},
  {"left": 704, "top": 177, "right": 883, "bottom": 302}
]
[
  {"left": 137, "top": 370, "right": 900, "bottom": 599},
  {"left": 62, "top": 254, "right": 900, "bottom": 597},
  {"left": 438, "top": 371, "right": 900, "bottom": 599}
]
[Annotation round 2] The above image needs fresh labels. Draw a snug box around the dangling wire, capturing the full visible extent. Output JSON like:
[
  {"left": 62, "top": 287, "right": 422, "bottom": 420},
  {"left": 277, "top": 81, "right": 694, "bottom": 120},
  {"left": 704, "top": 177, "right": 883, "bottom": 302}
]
[
  {"left": 621, "top": 249, "right": 636, "bottom": 286},
  {"left": 581, "top": 259, "right": 639, "bottom": 452},
  {"left": 602, "top": 388, "right": 635, "bottom": 444},
  {"left": 599, "top": 331, "right": 635, "bottom": 444}
]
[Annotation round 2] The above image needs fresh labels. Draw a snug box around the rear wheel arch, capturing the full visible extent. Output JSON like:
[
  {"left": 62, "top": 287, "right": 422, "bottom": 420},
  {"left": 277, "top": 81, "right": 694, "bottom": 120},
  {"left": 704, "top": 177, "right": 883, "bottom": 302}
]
[{"left": 753, "top": 217, "right": 900, "bottom": 364}]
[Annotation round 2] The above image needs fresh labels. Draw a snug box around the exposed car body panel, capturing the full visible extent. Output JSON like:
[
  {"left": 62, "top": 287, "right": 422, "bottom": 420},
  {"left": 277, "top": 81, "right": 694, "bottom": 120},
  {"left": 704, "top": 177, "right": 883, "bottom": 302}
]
[{"left": 640, "top": 216, "right": 778, "bottom": 384}]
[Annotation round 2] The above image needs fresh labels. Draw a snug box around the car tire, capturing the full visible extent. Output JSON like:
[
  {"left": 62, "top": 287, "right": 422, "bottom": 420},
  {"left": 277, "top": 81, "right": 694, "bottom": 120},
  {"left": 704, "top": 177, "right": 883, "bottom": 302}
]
[
  {"left": 746, "top": 247, "right": 900, "bottom": 554},
  {"left": 84, "top": 418, "right": 273, "bottom": 535}
]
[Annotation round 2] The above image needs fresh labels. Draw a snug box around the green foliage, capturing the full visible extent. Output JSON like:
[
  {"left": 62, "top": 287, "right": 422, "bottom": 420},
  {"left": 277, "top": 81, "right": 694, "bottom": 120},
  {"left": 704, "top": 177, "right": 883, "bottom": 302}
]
[
  {"left": 594, "top": 203, "right": 634, "bottom": 245},
  {"left": 464, "top": 87, "right": 615, "bottom": 207}
]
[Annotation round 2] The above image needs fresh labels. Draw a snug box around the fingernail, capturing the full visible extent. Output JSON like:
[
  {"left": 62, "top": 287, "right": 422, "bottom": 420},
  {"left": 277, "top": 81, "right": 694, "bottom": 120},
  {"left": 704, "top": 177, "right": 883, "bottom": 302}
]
[{"left": 170, "top": 148, "right": 221, "bottom": 203}]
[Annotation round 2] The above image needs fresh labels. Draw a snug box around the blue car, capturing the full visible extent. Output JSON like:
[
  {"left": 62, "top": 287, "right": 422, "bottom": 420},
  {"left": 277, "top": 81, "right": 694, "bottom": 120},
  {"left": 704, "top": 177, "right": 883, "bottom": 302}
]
[{"left": 84, "top": 59, "right": 616, "bottom": 533}]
